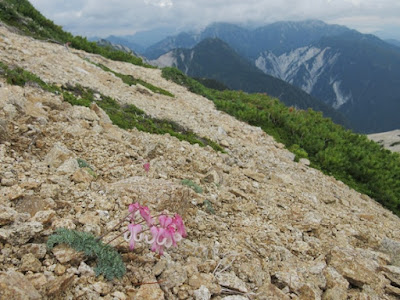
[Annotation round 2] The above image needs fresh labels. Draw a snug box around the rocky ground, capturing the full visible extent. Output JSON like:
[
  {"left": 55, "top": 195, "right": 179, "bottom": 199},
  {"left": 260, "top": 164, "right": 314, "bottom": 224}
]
[
  {"left": 1, "top": 23, "right": 400, "bottom": 299},
  {"left": 368, "top": 130, "right": 400, "bottom": 153}
]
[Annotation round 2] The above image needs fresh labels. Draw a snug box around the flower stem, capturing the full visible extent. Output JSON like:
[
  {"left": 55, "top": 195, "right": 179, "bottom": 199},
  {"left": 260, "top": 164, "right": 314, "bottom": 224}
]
[{"left": 97, "top": 212, "right": 131, "bottom": 241}]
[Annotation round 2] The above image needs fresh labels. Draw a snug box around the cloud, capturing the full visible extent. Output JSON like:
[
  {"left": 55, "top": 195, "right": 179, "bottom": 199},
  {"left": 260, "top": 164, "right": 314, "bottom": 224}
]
[
  {"left": 30, "top": 0, "right": 400, "bottom": 39},
  {"left": 144, "top": 0, "right": 173, "bottom": 7}
]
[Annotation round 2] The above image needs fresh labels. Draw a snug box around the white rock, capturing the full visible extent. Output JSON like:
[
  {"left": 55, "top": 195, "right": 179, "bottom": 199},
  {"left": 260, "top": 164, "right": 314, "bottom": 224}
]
[
  {"left": 44, "top": 142, "right": 74, "bottom": 168},
  {"left": 194, "top": 285, "right": 211, "bottom": 300},
  {"left": 216, "top": 272, "right": 248, "bottom": 293}
]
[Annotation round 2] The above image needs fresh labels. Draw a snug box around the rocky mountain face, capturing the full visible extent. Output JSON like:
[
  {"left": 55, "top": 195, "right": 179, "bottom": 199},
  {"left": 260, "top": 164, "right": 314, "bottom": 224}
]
[
  {"left": 144, "top": 20, "right": 349, "bottom": 60},
  {"left": 96, "top": 38, "right": 139, "bottom": 55},
  {"left": 152, "top": 38, "right": 348, "bottom": 127},
  {"left": 1, "top": 23, "right": 400, "bottom": 300},
  {"left": 143, "top": 20, "right": 400, "bottom": 133},
  {"left": 255, "top": 31, "right": 400, "bottom": 133},
  {"left": 99, "top": 36, "right": 146, "bottom": 54}
]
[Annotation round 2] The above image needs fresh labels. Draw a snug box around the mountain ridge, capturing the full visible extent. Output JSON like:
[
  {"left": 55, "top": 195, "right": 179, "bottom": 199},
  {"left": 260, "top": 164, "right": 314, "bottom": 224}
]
[
  {"left": 144, "top": 20, "right": 400, "bottom": 133},
  {"left": 152, "top": 38, "right": 349, "bottom": 127}
]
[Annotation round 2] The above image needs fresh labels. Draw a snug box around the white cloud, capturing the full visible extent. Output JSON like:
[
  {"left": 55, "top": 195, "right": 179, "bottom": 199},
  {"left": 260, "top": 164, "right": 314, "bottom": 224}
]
[
  {"left": 144, "top": 0, "right": 173, "bottom": 7},
  {"left": 29, "top": 0, "right": 400, "bottom": 39}
]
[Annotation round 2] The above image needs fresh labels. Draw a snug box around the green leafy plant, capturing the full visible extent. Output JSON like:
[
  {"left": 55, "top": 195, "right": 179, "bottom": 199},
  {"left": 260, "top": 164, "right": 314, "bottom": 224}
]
[
  {"left": 181, "top": 179, "right": 203, "bottom": 194},
  {"left": 203, "top": 199, "right": 215, "bottom": 214},
  {"left": 77, "top": 158, "right": 97, "bottom": 178},
  {"left": 77, "top": 158, "right": 91, "bottom": 169},
  {"left": 288, "top": 144, "right": 309, "bottom": 162},
  {"left": 47, "top": 228, "right": 126, "bottom": 280}
]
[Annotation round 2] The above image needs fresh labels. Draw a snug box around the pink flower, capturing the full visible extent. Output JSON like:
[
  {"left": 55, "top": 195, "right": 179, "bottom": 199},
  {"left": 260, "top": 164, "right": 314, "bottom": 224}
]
[
  {"left": 172, "top": 214, "right": 187, "bottom": 238},
  {"left": 163, "top": 225, "right": 180, "bottom": 248},
  {"left": 159, "top": 214, "right": 173, "bottom": 228},
  {"left": 143, "top": 162, "right": 150, "bottom": 172},
  {"left": 139, "top": 205, "right": 154, "bottom": 226},
  {"left": 123, "top": 223, "right": 143, "bottom": 250},
  {"left": 123, "top": 204, "right": 187, "bottom": 256},
  {"left": 145, "top": 226, "right": 166, "bottom": 255},
  {"left": 128, "top": 202, "right": 141, "bottom": 221}
]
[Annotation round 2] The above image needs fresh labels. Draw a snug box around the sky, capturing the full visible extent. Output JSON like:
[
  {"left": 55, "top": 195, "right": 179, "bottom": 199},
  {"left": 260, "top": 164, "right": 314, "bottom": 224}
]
[{"left": 29, "top": 0, "right": 400, "bottom": 40}]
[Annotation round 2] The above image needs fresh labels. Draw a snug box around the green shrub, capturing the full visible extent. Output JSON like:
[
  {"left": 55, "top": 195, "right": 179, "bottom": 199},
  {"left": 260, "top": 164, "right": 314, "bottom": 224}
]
[
  {"left": 288, "top": 144, "right": 309, "bottom": 162},
  {"left": 77, "top": 158, "right": 91, "bottom": 169}
]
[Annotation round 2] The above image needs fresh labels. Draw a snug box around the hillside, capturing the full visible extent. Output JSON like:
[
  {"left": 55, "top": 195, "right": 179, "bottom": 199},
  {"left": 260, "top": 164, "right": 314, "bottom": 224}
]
[
  {"left": 1, "top": 8, "right": 400, "bottom": 300},
  {"left": 152, "top": 38, "right": 348, "bottom": 126}
]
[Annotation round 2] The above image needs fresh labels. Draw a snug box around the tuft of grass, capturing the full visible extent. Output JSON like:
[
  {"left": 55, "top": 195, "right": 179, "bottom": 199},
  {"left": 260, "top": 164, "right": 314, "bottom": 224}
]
[
  {"left": 47, "top": 228, "right": 126, "bottom": 280},
  {"left": 181, "top": 179, "right": 203, "bottom": 194}
]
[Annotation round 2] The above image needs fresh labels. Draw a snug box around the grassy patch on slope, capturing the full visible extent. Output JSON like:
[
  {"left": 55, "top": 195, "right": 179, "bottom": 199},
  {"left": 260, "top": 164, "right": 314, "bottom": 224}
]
[
  {"left": 91, "top": 62, "right": 174, "bottom": 97},
  {"left": 0, "top": 61, "right": 224, "bottom": 152}
]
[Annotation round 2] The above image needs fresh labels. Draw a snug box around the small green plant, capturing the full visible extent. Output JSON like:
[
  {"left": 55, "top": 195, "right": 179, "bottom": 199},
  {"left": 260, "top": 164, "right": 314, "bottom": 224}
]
[
  {"left": 77, "top": 158, "right": 91, "bottom": 169},
  {"left": 47, "top": 228, "right": 126, "bottom": 280},
  {"left": 76, "top": 158, "right": 97, "bottom": 178},
  {"left": 203, "top": 199, "right": 215, "bottom": 214},
  {"left": 390, "top": 141, "right": 400, "bottom": 147},
  {"left": 181, "top": 179, "right": 203, "bottom": 193}
]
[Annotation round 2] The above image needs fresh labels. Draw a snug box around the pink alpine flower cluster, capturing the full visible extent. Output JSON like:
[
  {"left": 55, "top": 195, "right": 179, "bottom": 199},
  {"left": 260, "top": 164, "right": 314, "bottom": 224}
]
[{"left": 123, "top": 203, "right": 187, "bottom": 256}]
